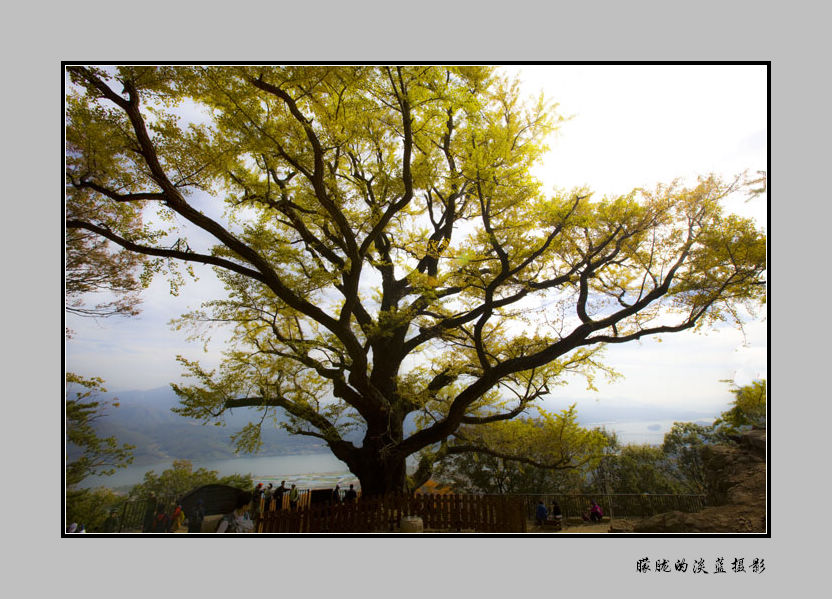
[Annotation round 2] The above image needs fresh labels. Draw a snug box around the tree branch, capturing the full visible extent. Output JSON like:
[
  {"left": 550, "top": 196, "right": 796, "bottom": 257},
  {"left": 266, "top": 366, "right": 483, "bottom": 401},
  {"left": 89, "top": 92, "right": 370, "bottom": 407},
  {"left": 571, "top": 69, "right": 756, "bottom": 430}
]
[
  {"left": 69, "top": 178, "right": 166, "bottom": 203},
  {"left": 70, "top": 67, "right": 371, "bottom": 388},
  {"left": 66, "top": 219, "right": 268, "bottom": 283},
  {"left": 444, "top": 443, "right": 579, "bottom": 471}
]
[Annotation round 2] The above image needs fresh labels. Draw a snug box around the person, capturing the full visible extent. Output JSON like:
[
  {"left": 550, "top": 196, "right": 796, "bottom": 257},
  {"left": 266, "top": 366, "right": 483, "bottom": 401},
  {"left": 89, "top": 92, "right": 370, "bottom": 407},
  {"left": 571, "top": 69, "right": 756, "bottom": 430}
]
[
  {"left": 274, "top": 481, "right": 287, "bottom": 510},
  {"left": 289, "top": 484, "right": 299, "bottom": 510},
  {"left": 187, "top": 499, "right": 205, "bottom": 533},
  {"left": 252, "top": 483, "right": 264, "bottom": 509},
  {"left": 77, "top": 524, "right": 87, "bottom": 533},
  {"left": 550, "top": 500, "right": 562, "bottom": 521},
  {"left": 331, "top": 485, "right": 341, "bottom": 504},
  {"left": 264, "top": 483, "right": 274, "bottom": 506},
  {"left": 153, "top": 507, "right": 171, "bottom": 533},
  {"left": 343, "top": 484, "right": 357, "bottom": 504},
  {"left": 169, "top": 504, "right": 186, "bottom": 532},
  {"left": 589, "top": 500, "right": 603, "bottom": 523},
  {"left": 66, "top": 523, "right": 78, "bottom": 533},
  {"left": 535, "top": 500, "right": 548, "bottom": 526},
  {"left": 217, "top": 491, "right": 255, "bottom": 533}
]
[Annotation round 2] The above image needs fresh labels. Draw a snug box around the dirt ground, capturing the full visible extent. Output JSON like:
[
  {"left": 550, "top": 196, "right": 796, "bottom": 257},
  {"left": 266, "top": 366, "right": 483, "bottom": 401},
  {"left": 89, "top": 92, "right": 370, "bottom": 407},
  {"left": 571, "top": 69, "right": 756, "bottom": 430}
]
[
  {"left": 551, "top": 522, "right": 611, "bottom": 534},
  {"left": 525, "top": 519, "right": 627, "bottom": 533}
]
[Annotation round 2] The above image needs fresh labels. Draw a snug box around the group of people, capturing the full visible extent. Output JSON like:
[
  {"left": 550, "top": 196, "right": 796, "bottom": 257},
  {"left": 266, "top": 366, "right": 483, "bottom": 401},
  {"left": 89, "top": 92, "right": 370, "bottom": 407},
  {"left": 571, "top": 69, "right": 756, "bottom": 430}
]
[
  {"left": 252, "top": 481, "right": 300, "bottom": 511},
  {"left": 534, "top": 500, "right": 563, "bottom": 526},
  {"left": 148, "top": 503, "right": 187, "bottom": 533},
  {"left": 137, "top": 493, "right": 195, "bottom": 533},
  {"left": 73, "top": 481, "right": 362, "bottom": 534},
  {"left": 215, "top": 481, "right": 357, "bottom": 533},
  {"left": 330, "top": 483, "right": 358, "bottom": 504},
  {"left": 145, "top": 493, "right": 253, "bottom": 533},
  {"left": 251, "top": 481, "right": 359, "bottom": 511},
  {"left": 139, "top": 492, "right": 255, "bottom": 533},
  {"left": 534, "top": 499, "right": 604, "bottom": 526}
]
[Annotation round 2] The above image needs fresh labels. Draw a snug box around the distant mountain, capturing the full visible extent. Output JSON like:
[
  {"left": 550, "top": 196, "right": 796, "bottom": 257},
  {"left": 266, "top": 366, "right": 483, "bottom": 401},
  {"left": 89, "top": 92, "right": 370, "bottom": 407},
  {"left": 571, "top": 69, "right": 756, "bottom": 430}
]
[
  {"left": 70, "top": 386, "right": 718, "bottom": 465},
  {"left": 70, "top": 386, "right": 336, "bottom": 466}
]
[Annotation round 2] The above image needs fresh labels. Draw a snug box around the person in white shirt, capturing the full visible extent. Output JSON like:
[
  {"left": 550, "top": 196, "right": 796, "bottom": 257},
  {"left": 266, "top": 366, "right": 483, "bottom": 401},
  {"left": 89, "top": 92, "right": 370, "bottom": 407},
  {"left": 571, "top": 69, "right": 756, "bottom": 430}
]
[{"left": 216, "top": 491, "right": 255, "bottom": 533}]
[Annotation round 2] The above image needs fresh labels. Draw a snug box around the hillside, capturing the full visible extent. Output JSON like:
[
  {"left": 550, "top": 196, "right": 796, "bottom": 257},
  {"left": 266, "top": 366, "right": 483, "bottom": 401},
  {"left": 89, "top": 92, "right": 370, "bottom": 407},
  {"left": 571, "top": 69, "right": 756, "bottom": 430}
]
[
  {"left": 69, "top": 386, "right": 716, "bottom": 465},
  {"left": 69, "top": 386, "right": 335, "bottom": 465}
]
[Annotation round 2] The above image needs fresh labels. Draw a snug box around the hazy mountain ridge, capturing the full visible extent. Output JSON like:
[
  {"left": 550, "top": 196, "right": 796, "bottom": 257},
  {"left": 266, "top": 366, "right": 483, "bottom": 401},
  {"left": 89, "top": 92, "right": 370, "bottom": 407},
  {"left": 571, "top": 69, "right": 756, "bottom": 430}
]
[
  {"left": 71, "top": 386, "right": 333, "bottom": 465},
  {"left": 70, "top": 386, "right": 716, "bottom": 465}
]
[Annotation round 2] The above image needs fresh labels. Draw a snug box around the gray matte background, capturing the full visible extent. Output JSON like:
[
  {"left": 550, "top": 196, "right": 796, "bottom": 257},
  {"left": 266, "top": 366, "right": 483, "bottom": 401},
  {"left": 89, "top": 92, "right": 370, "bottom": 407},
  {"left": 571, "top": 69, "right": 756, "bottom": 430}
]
[{"left": 11, "top": 0, "right": 826, "bottom": 596}]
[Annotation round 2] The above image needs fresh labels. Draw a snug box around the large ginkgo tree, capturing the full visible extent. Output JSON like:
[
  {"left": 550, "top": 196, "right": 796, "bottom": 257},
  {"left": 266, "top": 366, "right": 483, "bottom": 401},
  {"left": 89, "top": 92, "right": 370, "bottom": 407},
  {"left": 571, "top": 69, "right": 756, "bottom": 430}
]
[{"left": 65, "top": 66, "right": 766, "bottom": 494}]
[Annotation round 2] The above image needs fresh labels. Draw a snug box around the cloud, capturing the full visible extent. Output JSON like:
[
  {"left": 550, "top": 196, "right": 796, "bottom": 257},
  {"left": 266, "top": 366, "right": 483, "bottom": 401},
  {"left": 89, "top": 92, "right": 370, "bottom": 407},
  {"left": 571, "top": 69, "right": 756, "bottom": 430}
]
[{"left": 512, "top": 65, "right": 767, "bottom": 210}]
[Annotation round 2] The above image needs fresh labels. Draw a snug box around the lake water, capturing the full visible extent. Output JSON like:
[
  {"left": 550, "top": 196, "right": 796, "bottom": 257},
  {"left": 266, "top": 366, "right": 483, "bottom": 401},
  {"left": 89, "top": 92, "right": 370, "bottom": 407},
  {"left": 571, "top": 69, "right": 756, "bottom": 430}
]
[
  {"left": 584, "top": 418, "right": 714, "bottom": 445},
  {"left": 81, "top": 452, "right": 359, "bottom": 490},
  {"left": 80, "top": 419, "right": 712, "bottom": 491}
]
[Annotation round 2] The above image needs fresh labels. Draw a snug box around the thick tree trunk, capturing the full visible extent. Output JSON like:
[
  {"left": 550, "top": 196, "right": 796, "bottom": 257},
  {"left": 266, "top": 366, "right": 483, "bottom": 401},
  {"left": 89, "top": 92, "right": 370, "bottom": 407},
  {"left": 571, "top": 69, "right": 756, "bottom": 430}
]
[
  {"left": 350, "top": 451, "right": 408, "bottom": 496},
  {"left": 341, "top": 412, "right": 409, "bottom": 495}
]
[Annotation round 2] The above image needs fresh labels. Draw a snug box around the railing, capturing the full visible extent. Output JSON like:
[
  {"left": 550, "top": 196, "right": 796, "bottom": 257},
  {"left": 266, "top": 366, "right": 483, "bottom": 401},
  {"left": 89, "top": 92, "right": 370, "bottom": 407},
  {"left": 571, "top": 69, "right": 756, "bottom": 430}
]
[
  {"left": 523, "top": 493, "right": 707, "bottom": 520},
  {"left": 114, "top": 499, "right": 152, "bottom": 532},
  {"left": 253, "top": 489, "right": 313, "bottom": 513},
  {"left": 255, "top": 493, "right": 527, "bottom": 533},
  {"left": 108, "top": 496, "right": 177, "bottom": 532}
]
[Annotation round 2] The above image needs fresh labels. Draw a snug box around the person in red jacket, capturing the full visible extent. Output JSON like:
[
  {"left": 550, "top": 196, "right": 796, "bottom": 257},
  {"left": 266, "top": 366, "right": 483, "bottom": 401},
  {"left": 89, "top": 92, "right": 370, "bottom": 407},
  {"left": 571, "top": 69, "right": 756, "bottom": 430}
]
[{"left": 169, "top": 504, "right": 186, "bottom": 532}]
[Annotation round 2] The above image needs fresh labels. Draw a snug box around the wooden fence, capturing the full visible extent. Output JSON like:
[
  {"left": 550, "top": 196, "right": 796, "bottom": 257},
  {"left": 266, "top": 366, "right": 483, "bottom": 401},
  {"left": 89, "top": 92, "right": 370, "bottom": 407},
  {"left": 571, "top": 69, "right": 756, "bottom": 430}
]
[
  {"left": 255, "top": 493, "right": 527, "bottom": 533},
  {"left": 103, "top": 491, "right": 704, "bottom": 533},
  {"left": 524, "top": 493, "right": 707, "bottom": 520},
  {"left": 254, "top": 490, "right": 313, "bottom": 513}
]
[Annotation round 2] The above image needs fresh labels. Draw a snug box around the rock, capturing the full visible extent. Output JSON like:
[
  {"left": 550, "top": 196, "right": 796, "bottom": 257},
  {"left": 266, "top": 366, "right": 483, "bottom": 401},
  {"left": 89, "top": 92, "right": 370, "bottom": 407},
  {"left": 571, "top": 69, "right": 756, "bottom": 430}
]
[
  {"left": 631, "top": 506, "right": 763, "bottom": 533},
  {"left": 633, "top": 430, "right": 766, "bottom": 534},
  {"left": 737, "top": 427, "right": 766, "bottom": 457},
  {"left": 201, "top": 514, "right": 224, "bottom": 533},
  {"left": 608, "top": 520, "right": 635, "bottom": 533},
  {"left": 400, "top": 516, "right": 424, "bottom": 533}
]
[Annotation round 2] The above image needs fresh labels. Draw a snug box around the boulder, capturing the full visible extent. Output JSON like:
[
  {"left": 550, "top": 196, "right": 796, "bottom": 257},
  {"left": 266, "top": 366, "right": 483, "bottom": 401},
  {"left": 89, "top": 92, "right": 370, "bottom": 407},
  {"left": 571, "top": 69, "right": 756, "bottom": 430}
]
[
  {"left": 733, "top": 427, "right": 766, "bottom": 457},
  {"left": 631, "top": 506, "right": 762, "bottom": 533}
]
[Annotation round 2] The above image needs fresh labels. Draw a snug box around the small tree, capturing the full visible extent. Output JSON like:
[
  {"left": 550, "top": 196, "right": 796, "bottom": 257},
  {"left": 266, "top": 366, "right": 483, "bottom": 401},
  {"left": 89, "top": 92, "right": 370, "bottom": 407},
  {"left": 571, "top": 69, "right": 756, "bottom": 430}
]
[
  {"left": 660, "top": 421, "right": 715, "bottom": 494},
  {"left": 66, "top": 373, "right": 134, "bottom": 488},
  {"left": 714, "top": 379, "right": 766, "bottom": 435},
  {"left": 128, "top": 459, "right": 253, "bottom": 503},
  {"left": 65, "top": 373, "right": 135, "bottom": 531}
]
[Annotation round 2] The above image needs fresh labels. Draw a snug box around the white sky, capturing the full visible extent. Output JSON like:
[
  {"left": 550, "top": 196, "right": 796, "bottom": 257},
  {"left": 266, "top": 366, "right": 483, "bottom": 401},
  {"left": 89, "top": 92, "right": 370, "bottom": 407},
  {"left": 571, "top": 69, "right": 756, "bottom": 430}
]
[{"left": 65, "top": 64, "right": 767, "bottom": 419}]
